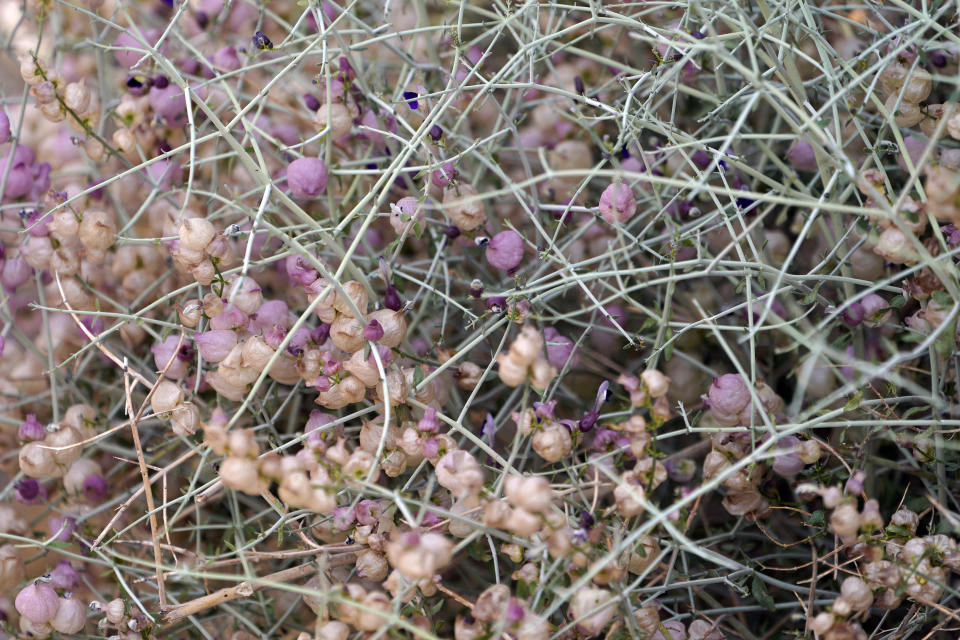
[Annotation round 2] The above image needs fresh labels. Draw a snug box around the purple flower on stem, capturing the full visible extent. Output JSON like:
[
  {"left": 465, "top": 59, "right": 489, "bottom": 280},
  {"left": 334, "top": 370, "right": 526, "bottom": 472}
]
[
  {"left": 402, "top": 91, "right": 419, "bottom": 110},
  {"left": 15, "top": 478, "right": 46, "bottom": 505},
  {"left": 579, "top": 380, "right": 610, "bottom": 432},
  {"left": 19, "top": 414, "right": 45, "bottom": 441},
  {"left": 83, "top": 474, "right": 108, "bottom": 502},
  {"left": 49, "top": 560, "right": 79, "bottom": 589},
  {"left": 363, "top": 319, "right": 384, "bottom": 342}
]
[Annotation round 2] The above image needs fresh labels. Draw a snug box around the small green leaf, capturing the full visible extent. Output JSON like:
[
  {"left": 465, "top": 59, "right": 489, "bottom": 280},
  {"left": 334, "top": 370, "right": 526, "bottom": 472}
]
[
  {"left": 752, "top": 575, "right": 776, "bottom": 612},
  {"left": 412, "top": 365, "right": 425, "bottom": 389},
  {"left": 844, "top": 390, "right": 863, "bottom": 411},
  {"left": 889, "top": 295, "right": 906, "bottom": 309}
]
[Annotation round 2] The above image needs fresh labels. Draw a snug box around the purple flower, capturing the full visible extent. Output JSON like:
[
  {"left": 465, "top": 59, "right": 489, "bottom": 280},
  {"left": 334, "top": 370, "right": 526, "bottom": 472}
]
[
  {"left": 287, "top": 157, "right": 328, "bottom": 198},
  {"left": 125, "top": 74, "right": 152, "bottom": 96},
  {"left": 83, "top": 474, "right": 108, "bottom": 502},
  {"left": 48, "top": 560, "right": 80, "bottom": 589},
  {"left": 419, "top": 408, "right": 440, "bottom": 433},
  {"left": 579, "top": 380, "right": 610, "bottom": 432},
  {"left": 384, "top": 284, "right": 403, "bottom": 311},
  {"left": 485, "top": 230, "right": 524, "bottom": 271},
  {"left": 402, "top": 91, "right": 419, "bottom": 110},
  {"left": 429, "top": 124, "right": 443, "bottom": 141},
  {"left": 252, "top": 30, "right": 273, "bottom": 50},
  {"left": 488, "top": 296, "right": 507, "bottom": 313},
  {"left": 363, "top": 318, "right": 384, "bottom": 342},
  {"left": 19, "top": 414, "right": 45, "bottom": 442},
  {"left": 15, "top": 478, "right": 46, "bottom": 504},
  {"left": 311, "top": 323, "right": 330, "bottom": 346},
  {"left": 422, "top": 438, "right": 440, "bottom": 459}
]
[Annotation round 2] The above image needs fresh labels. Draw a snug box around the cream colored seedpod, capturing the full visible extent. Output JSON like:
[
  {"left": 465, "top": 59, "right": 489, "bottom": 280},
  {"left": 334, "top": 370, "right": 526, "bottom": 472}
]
[
  {"left": 315, "top": 102, "right": 353, "bottom": 140},
  {"left": 443, "top": 183, "right": 485, "bottom": 230}
]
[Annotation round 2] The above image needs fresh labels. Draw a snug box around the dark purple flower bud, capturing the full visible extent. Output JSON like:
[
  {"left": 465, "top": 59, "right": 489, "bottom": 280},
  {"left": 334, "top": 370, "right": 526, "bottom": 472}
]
[
  {"left": 469, "top": 279, "right": 484, "bottom": 299},
  {"left": 690, "top": 30, "right": 705, "bottom": 39},
  {"left": 578, "top": 510, "right": 595, "bottom": 529},
  {"left": 252, "top": 30, "right": 273, "bottom": 50},
  {"left": 19, "top": 414, "right": 45, "bottom": 441},
  {"left": 194, "top": 11, "right": 209, "bottom": 29},
  {"left": 930, "top": 50, "right": 947, "bottom": 67},
  {"left": 363, "top": 319, "right": 384, "bottom": 342},
  {"left": 841, "top": 302, "right": 865, "bottom": 327},
  {"left": 15, "top": 478, "right": 45, "bottom": 504},
  {"left": 82, "top": 474, "right": 108, "bottom": 502},
  {"left": 429, "top": 124, "right": 443, "bottom": 141},
  {"left": 49, "top": 560, "right": 79, "bottom": 589},
  {"left": 153, "top": 74, "right": 169, "bottom": 89},
  {"left": 383, "top": 285, "right": 404, "bottom": 312},
  {"left": 402, "top": 91, "right": 419, "bottom": 110},
  {"left": 580, "top": 382, "right": 609, "bottom": 433},
  {"left": 304, "top": 93, "right": 320, "bottom": 111},
  {"left": 574, "top": 76, "right": 585, "bottom": 95},
  {"left": 311, "top": 323, "right": 331, "bottom": 346},
  {"left": 442, "top": 224, "right": 460, "bottom": 239},
  {"left": 578, "top": 411, "right": 598, "bottom": 432}
]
